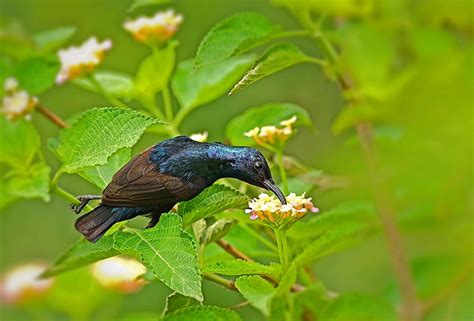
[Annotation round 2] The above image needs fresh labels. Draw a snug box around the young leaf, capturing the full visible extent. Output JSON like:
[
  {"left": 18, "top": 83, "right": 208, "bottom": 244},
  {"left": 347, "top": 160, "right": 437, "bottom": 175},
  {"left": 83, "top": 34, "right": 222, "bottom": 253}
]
[
  {"left": 235, "top": 275, "right": 275, "bottom": 316},
  {"left": 79, "top": 148, "right": 131, "bottom": 189},
  {"left": 162, "top": 292, "right": 199, "bottom": 316},
  {"left": 162, "top": 306, "right": 241, "bottom": 321},
  {"left": 73, "top": 71, "right": 134, "bottom": 98},
  {"left": 134, "top": 43, "right": 175, "bottom": 101},
  {"left": 13, "top": 56, "right": 60, "bottom": 95},
  {"left": 201, "top": 218, "right": 235, "bottom": 245},
  {"left": 42, "top": 235, "right": 119, "bottom": 277},
  {"left": 33, "top": 26, "right": 76, "bottom": 52},
  {"left": 194, "top": 12, "right": 280, "bottom": 69},
  {"left": 171, "top": 55, "right": 254, "bottom": 111},
  {"left": 179, "top": 184, "right": 248, "bottom": 227},
  {"left": 0, "top": 116, "right": 40, "bottom": 168},
  {"left": 230, "top": 43, "right": 316, "bottom": 95},
  {"left": 113, "top": 213, "right": 203, "bottom": 301},
  {"left": 204, "top": 259, "right": 280, "bottom": 279},
  {"left": 56, "top": 107, "right": 160, "bottom": 173},
  {"left": 226, "top": 102, "right": 312, "bottom": 146},
  {"left": 320, "top": 294, "right": 397, "bottom": 321},
  {"left": 331, "top": 104, "right": 378, "bottom": 135}
]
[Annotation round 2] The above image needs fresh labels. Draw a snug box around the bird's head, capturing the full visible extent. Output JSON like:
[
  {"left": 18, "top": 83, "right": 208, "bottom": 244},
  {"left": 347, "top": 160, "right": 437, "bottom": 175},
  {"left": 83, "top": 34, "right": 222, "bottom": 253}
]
[{"left": 232, "top": 148, "right": 287, "bottom": 205}]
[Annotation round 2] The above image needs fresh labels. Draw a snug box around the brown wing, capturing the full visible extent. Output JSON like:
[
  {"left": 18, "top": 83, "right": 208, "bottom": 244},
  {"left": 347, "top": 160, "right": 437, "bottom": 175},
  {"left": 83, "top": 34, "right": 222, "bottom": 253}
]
[{"left": 101, "top": 147, "right": 204, "bottom": 207}]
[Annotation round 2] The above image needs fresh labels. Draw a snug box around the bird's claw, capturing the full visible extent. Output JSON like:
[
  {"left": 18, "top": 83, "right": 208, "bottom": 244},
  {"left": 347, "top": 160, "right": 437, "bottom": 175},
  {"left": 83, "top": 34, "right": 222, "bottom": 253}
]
[{"left": 70, "top": 195, "right": 102, "bottom": 214}]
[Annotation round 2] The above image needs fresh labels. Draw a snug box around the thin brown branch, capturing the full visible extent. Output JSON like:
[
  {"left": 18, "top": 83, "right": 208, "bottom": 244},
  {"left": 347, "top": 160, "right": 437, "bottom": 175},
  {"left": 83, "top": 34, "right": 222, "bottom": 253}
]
[
  {"left": 36, "top": 105, "right": 68, "bottom": 128},
  {"left": 217, "top": 239, "right": 254, "bottom": 262},
  {"left": 230, "top": 301, "right": 250, "bottom": 309}
]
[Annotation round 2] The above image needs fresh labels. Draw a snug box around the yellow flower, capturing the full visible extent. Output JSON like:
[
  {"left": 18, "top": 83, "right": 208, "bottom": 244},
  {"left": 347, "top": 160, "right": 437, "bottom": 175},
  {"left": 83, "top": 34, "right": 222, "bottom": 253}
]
[
  {"left": 56, "top": 37, "right": 112, "bottom": 84},
  {"left": 245, "top": 192, "right": 318, "bottom": 225},
  {"left": 0, "top": 263, "right": 54, "bottom": 304},
  {"left": 189, "top": 131, "right": 208, "bottom": 142},
  {"left": 124, "top": 10, "right": 183, "bottom": 43},
  {"left": 243, "top": 116, "right": 298, "bottom": 147},
  {"left": 1, "top": 77, "right": 38, "bottom": 121},
  {"left": 91, "top": 256, "right": 147, "bottom": 293}
]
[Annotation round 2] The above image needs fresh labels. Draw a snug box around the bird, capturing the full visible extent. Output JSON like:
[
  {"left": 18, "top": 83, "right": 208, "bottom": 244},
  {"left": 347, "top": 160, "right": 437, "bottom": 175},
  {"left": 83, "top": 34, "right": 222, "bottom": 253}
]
[{"left": 74, "top": 136, "right": 286, "bottom": 242}]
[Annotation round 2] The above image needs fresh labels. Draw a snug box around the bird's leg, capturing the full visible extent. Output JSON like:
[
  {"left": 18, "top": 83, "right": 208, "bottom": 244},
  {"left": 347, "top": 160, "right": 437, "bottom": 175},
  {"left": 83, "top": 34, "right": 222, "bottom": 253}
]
[
  {"left": 71, "top": 195, "right": 102, "bottom": 214},
  {"left": 145, "top": 214, "right": 160, "bottom": 229}
]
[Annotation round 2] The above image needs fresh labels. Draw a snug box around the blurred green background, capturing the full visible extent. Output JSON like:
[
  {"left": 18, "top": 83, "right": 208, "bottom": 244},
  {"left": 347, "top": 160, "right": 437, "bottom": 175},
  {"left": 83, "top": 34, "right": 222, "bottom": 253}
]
[{"left": 0, "top": 0, "right": 472, "bottom": 320}]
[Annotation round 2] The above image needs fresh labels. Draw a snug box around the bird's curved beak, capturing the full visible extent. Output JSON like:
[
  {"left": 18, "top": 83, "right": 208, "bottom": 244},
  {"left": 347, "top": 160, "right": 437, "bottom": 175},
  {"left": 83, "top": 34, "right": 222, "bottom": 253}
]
[{"left": 263, "top": 179, "right": 287, "bottom": 205}]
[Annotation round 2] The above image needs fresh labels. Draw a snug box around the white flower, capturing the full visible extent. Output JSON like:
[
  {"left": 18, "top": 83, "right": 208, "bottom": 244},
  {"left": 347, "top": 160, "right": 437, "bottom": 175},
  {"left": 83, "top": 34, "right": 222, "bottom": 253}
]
[
  {"left": 1, "top": 78, "right": 38, "bottom": 121},
  {"left": 190, "top": 131, "right": 208, "bottom": 142},
  {"left": 0, "top": 263, "right": 54, "bottom": 304},
  {"left": 56, "top": 37, "right": 112, "bottom": 84},
  {"left": 246, "top": 191, "right": 318, "bottom": 224},
  {"left": 244, "top": 127, "right": 259, "bottom": 138},
  {"left": 91, "top": 256, "right": 146, "bottom": 293},
  {"left": 124, "top": 10, "right": 183, "bottom": 43},
  {"left": 243, "top": 116, "right": 298, "bottom": 147}
]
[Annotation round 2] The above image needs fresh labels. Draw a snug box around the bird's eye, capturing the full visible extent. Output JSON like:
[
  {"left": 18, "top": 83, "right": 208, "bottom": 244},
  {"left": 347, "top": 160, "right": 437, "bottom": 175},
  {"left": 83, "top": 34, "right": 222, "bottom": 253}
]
[{"left": 254, "top": 161, "right": 262, "bottom": 170}]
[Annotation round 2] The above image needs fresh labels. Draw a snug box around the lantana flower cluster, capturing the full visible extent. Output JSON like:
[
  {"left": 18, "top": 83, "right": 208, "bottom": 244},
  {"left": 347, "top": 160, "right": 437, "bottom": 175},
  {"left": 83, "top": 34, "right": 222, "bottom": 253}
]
[
  {"left": 189, "top": 131, "right": 208, "bottom": 142},
  {"left": 0, "top": 263, "right": 53, "bottom": 304},
  {"left": 124, "top": 10, "right": 183, "bottom": 43},
  {"left": 244, "top": 116, "right": 297, "bottom": 147},
  {"left": 91, "top": 256, "right": 147, "bottom": 293},
  {"left": 56, "top": 37, "right": 112, "bottom": 84},
  {"left": 1, "top": 77, "right": 38, "bottom": 121},
  {"left": 246, "top": 192, "right": 319, "bottom": 226}
]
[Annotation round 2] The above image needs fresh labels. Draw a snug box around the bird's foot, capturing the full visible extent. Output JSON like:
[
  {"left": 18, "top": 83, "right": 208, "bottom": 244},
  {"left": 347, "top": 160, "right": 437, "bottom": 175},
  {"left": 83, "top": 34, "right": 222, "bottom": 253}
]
[{"left": 71, "top": 195, "right": 102, "bottom": 214}]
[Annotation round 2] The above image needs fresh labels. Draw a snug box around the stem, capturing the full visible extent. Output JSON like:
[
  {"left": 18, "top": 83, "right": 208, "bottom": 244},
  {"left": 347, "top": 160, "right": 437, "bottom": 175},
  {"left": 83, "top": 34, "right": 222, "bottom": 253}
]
[
  {"left": 162, "top": 85, "right": 173, "bottom": 122},
  {"left": 276, "top": 150, "right": 288, "bottom": 194},
  {"left": 275, "top": 228, "right": 290, "bottom": 273},
  {"left": 203, "top": 273, "right": 237, "bottom": 291},
  {"left": 51, "top": 170, "right": 93, "bottom": 212},
  {"left": 217, "top": 239, "right": 254, "bottom": 261},
  {"left": 36, "top": 105, "right": 68, "bottom": 128},
  {"left": 140, "top": 97, "right": 166, "bottom": 120},
  {"left": 301, "top": 15, "right": 420, "bottom": 321},
  {"left": 88, "top": 74, "right": 128, "bottom": 109}
]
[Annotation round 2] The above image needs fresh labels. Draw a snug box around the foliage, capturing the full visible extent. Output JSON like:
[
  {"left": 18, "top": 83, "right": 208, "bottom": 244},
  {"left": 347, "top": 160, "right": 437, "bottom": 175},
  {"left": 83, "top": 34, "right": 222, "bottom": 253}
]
[{"left": 0, "top": 1, "right": 472, "bottom": 321}]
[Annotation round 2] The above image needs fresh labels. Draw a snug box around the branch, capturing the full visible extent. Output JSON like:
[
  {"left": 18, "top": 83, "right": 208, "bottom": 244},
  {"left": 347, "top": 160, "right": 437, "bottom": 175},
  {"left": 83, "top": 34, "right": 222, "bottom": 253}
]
[
  {"left": 36, "top": 105, "right": 68, "bottom": 128},
  {"left": 217, "top": 239, "right": 254, "bottom": 262},
  {"left": 203, "top": 273, "right": 237, "bottom": 291}
]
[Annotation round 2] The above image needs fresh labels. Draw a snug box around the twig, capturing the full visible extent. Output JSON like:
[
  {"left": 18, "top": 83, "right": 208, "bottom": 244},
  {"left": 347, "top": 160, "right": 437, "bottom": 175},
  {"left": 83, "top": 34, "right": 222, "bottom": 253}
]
[
  {"left": 36, "top": 105, "right": 68, "bottom": 128},
  {"left": 203, "top": 273, "right": 237, "bottom": 291},
  {"left": 217, "top": 239, "right": 254, "bottom": 262},
  {"left": 230, "top": 301, "right": 250, "bottom": 309}
]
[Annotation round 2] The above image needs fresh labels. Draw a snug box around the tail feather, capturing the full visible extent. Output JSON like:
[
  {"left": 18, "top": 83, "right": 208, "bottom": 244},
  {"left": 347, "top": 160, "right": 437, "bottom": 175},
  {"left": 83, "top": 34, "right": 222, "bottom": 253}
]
[{"left": 75, "top": 205, "right": 119, "bottom": 243}]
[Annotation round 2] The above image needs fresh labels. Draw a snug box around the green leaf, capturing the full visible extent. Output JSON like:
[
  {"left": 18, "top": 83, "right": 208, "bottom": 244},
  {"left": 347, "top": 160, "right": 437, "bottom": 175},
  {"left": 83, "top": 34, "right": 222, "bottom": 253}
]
[
  {"left": 134, "top": 43, "right": 175, "bottom": 101},
  {"left": 113, "top": 213, "right": 203, "bottom": 301},
  {"left": 162, "top": 292, "right": 199, "bottom": 316},
  {"left": 172, "top": 55, "right": 254, "bottom": 111},
  {"left": 42, "top": 235, "right": 119, "bottom": 277},
  {"left": 0, "top": 162, "right": 51, "bottom": 209},
  {"left": 79, "top": 148, "right": 131, "bottom": 189},
  {"left": 294, "top": 283, "right": 331, "bottom": 320},
  {"left": 201, "top": 218, "right": 235, "bottom": 245},
  {"left": 204, "top": 259, "right": 280, "bottom": 279},
  {"left": 320, "top": 294, "right": 397, "bottom": 321},
  {"left": 230, "top": 43, "right": 315, "bottom": 95},
  {"left": 33, "top": 26, "right": 76, "bottom": 52},
  {"left": 179, "top": 184, "right": 248, "bottom": 227},
  {"left": 235, "top": 275, "right": 275, "bottom": 316},
  {"left": 226, "top": 102, "right": 312, "bottom": 146},
  {"left": 73, "top": 71, "right": 134, "bottom": 98},
  {"left": 332, "top": 104, "right": 378, "bottom": 134},
  {"left": 163, "top": 306, "right": 241, "bottom": 321},
  {"left": 128, "top": 0, "right": 172, "bottom": 12},
  {"left": 0, "top": 116, "right": 40, "bottom": 168},
  {"left": 293, "top": 223, "right": 369, "bottom": 268},
  {"left": 194, "top": 12, "right": 280, "bottom": 69},
  {"left": 275, "top": 263, "right": 296, "bottom": 296},
  {"left": 56, "top": 107, "right": 159, "bottom": 173},
  {"left": 13, "top": 57, "right": 60, "bottom": 95}
]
